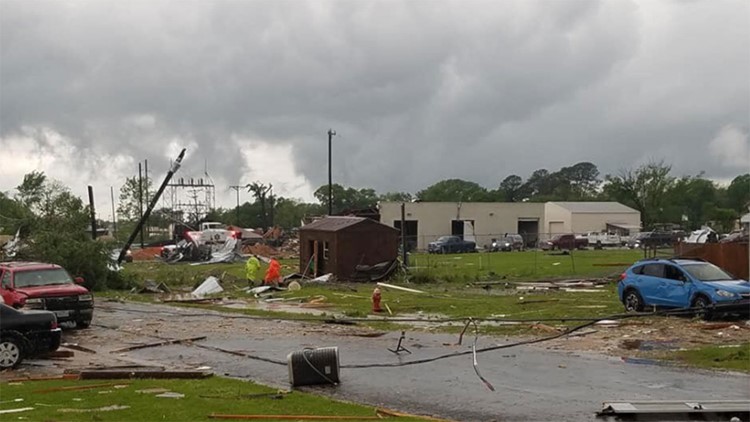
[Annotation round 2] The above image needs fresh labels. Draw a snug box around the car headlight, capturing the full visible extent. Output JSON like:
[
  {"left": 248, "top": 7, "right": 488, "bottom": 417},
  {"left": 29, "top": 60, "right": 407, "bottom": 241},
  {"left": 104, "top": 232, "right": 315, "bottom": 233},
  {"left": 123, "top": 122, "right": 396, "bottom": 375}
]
[
  {"left": 79, "top": 294, "right": 93, "bottom": 301},
  {"left": 715, "top": 290, "right": 737, "bottom": 298},
  {"left": 24, "top": 298, "right": 44, "bottom": 309}
]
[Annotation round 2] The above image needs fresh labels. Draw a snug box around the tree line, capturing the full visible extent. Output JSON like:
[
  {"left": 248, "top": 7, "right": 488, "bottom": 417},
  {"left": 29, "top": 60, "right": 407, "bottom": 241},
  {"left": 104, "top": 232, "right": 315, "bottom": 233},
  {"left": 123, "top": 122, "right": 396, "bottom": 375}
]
[{"left": 202, "top": 161, "right": 748, "bottom": 233}]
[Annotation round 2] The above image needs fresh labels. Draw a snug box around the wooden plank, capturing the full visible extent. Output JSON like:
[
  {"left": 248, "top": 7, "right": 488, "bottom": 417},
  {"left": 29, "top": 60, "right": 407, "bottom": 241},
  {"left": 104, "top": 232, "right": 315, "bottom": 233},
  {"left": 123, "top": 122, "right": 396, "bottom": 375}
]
[
  {"left": 78, "top": 371, "right": 212, "bottom": 380},
  {"left": 110, "top": 336, "right": 206, "bottom": 353}
]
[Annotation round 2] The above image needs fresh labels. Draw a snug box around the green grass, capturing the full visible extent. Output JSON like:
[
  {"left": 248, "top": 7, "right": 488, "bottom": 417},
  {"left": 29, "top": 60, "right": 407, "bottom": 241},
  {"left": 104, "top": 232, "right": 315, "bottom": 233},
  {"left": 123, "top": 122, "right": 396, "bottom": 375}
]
[
  {"left": 0, "top": 377, "right": 427, "bottom": 421},
  {"left": 407, "top": 249, "right": 648, "bottom": 282},
  {"left": 671, "top": 343, "right": 750, "bottom": 372}
]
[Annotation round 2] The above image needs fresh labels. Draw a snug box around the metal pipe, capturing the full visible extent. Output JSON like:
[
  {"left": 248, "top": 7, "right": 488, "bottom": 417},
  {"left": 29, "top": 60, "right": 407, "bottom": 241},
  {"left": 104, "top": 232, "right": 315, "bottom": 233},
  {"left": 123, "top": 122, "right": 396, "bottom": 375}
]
[{"left": 117, "top": 149, "right": 186, "bottom": 264}]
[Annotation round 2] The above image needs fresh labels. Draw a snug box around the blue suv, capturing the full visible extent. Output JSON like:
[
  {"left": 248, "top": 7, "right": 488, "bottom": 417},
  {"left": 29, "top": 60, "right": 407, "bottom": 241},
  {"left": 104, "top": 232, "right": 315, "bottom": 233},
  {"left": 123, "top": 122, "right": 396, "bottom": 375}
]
[{"left": 618, "top": 258, "right": 750, "bottom": 318}]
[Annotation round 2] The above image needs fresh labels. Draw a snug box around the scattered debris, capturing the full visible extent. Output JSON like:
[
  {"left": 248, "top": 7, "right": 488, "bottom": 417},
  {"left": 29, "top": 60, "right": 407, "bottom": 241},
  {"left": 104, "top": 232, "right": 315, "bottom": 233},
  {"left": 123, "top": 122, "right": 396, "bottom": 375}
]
[
  {"left": 388, "top": 331, "right": 411, "bottom": 355},
  {"left": 136, "top": 388, "right": 171, "bottom": 394},
  {"left": 308, "top": 273, "right": 334, "bottom": 283},
  {"left": 209, "top": 414, "right": 380, "bottom": 420},
  {"left": 78, "top": 371, "right": 212, "bottom": 380},
  {"left": 376, "top": 282, "right": 425, "bottom": 294},
  {"left": 0, "top": 407, "right": 34, "bottom": 415},
  {"left": 138, "top": 280, "right": 171, "bottom": 294},
  {"left": 58, "top": 405, "right": 130, "bottom": 413},
  {"left": 61, "top": 343, "right": 97, "bottom": 354},
  {"left": 192, "top": 276, "right": 223, "bottom": 298},
  {"left": 155, "top": 392, "right": 185, "bottom": 399},
  {"left": 44, "top": 350, "right": 74, "bottom": 358},
  {"left": 35, "top": 383, "right": 127, "bottom": 394},
  {"left": 352, "top": 259, "right": 399, "bottom": 282},
  {"left": 110, "top": 336, "right": 207, "bottom": 354}
]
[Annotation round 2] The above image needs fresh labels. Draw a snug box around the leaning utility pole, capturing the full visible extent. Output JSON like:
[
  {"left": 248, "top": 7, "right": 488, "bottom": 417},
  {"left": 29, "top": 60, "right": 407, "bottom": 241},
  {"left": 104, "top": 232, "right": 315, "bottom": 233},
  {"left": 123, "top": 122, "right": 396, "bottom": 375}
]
[
  {"left": 117, "top": 149, "right": 186, "bottom": 264},
  {"left": 229, "top": 185, "right": 242, "bottom": 226},
  {"left": 327, "top": 129, "right": 336, "bottom": 215}
]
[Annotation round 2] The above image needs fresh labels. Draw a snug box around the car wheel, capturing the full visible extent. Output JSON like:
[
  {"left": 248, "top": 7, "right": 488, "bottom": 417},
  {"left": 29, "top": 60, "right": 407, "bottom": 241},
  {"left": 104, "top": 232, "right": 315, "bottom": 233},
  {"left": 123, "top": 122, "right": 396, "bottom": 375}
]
[
  {"left": 623, "top": 289, "right": 644, "bottom": 312},
  {"left": 692, "top": 295, "right": 713, "bottom": 320},
  {"left": 77, "top": 319, "right": 92, "bottom": 329},
  {"left": 0, "top": 337, "right": 23, "bottom": 369}
]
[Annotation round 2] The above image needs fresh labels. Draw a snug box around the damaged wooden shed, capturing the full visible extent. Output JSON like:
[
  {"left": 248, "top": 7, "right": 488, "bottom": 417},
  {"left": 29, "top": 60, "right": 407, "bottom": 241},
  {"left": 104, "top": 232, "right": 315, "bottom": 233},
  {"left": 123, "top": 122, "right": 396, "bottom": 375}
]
[{"left": 299, "top": 216, "right": 399, "bottom": 280}]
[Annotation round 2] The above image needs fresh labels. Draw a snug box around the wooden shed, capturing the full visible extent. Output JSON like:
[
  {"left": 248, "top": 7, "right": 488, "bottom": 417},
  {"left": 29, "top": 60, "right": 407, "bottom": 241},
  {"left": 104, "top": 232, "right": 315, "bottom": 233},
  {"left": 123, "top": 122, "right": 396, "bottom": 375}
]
[{"left": 299, "top": 216, "right": 399, "bottom": 280}]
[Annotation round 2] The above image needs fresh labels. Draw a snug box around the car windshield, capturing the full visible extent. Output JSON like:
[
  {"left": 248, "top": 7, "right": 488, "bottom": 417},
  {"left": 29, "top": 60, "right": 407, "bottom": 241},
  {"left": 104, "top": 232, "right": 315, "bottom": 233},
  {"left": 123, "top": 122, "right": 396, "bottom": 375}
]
[
  {"left": 437, "top": 236, "right": 453, "bottom": 242},
  {"left": 682, "top": 263, "right": 734, "bottom": 282},
  {"left": 14, "top": 269, "right": 73, "bottom": 288},
  {"left": 500, "top": 237, "right": 513, "bottom": 242}
]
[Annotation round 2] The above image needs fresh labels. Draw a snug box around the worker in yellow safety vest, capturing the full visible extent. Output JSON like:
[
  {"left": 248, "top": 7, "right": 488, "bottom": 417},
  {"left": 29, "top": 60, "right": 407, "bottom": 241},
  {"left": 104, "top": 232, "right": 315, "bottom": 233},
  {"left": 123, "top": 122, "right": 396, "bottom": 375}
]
[{"left": 245, "top": 255, "right": 261, "bottom": 286}]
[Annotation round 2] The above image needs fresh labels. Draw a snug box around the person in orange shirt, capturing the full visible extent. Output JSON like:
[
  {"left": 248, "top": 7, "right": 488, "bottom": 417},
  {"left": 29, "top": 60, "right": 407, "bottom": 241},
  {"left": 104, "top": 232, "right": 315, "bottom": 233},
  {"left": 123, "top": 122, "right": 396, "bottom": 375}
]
[{"left": 264, "top": 258, "right": 282, "bottom": 286}]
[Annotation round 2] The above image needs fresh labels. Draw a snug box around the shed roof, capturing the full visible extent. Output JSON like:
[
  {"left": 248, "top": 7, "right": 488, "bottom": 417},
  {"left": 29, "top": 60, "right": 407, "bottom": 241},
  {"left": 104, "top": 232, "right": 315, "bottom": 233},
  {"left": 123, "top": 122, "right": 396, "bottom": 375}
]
[
  {"left": 300, "top": 216, "right": 398, "bottom": 233},
  {"left": 550, "top": 202, "right": 638, "bottom": 214}
]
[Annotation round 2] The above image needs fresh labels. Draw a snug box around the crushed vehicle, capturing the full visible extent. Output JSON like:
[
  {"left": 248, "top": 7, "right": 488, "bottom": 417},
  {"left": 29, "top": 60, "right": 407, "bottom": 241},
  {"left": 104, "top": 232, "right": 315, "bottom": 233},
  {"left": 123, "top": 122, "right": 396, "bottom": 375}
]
[
  {"left": 627, "top": 231, "right": 675, "bottom": 249},
  {"left": 618, "top": 258, "right": 750, "bottom": 319},
  {"left": 427, "top": 236, "right": 477, "bottom": 254},
  {"left": 0, "top": 262, "right": 94, "bottom": 328},
  {"left": 0, "top": 304, "right": 62, "bottom": 368},
  {"left": 540, "top": 234, "right": 588, "bottom": 251},
  {"left": 489, "top": 235, "right": 524, "bottom": 252}
]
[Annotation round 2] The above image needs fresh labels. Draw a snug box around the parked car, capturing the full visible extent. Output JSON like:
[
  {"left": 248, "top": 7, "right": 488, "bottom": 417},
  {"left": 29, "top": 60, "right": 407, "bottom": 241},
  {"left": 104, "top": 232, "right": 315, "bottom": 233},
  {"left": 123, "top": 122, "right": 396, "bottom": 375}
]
[
  {"left": 490, "top": 235, "right": 524, "bottom": 252},
  {"left": 540, "top": 234, "right": 588, "bottom": 251},
  {"left": 617, "top": 258, "right": 750, "bottom": 319},
  {"left": 0, "top": 262, "right": 94, "bottom": 328},
  {"left": 0, "top": 304, "right": 62, "bottom": 368},
  {"left": 627, "top": 231, "right": 674, "bottom": 249},
  {"left": 583, "top": 232, "right": 627, "bottom": 248},
  {"left": 427, "top": 236, "right": 476, "bottom": 254}
]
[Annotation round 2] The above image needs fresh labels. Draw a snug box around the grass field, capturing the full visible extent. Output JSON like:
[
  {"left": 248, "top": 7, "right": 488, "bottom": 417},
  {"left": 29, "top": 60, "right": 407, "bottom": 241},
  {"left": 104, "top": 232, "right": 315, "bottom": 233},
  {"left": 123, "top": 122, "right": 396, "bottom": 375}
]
[
  {"left": 671, "top": 343, "right": 750, "bottom": 372},
  {"left": 121, "top": 248, "right": 650, "bottom": 289},
  {"left": 0, "top": 377, "right": 427, "bottom": 421},
  {"left": 407, "top": 249, "right": 649, "bottom": 282}
]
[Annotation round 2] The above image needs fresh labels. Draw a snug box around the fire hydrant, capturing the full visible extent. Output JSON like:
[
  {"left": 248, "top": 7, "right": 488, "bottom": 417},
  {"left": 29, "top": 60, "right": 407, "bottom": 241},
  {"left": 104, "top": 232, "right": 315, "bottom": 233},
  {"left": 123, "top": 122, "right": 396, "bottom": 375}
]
[{"left": 371, "top": 287, "right": 382, "bottom": 313}]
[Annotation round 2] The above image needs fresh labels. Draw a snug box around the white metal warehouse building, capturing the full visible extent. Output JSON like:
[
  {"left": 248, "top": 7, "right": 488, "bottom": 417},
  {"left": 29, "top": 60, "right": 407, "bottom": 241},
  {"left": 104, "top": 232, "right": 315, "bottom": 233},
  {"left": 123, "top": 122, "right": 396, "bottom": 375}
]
[{"left": 378, "top": 201, "right": 641, "bottom": 250}]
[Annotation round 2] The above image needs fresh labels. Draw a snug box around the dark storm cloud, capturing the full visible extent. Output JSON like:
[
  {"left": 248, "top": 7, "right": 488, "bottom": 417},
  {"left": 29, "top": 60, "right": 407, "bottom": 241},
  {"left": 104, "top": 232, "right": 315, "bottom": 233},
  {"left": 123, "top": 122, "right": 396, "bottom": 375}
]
[{"left": 1, "top": 0, "right": 747, "bottom": 197}]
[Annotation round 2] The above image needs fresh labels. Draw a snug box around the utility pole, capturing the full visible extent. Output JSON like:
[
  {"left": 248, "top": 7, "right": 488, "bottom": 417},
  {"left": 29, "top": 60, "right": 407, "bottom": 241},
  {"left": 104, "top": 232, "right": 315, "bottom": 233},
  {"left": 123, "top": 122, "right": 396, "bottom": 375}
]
[
  {"left": 144, "top": 159, "right": 149, "bottom": 241},
  {"left": 88, "top": 186, "right": 97, "bottom": 240},
  {"left": 229, "top": 185, "right": 242, "bottom": 226},
  {"left": 110, "top": 186, "right": 117, "bottom": 236},
  {"left": 138, "top": 162, "right": 144, "bottom": 248},
  {"left": 327, "top": 129, "right": 336, "bottom": 216}
]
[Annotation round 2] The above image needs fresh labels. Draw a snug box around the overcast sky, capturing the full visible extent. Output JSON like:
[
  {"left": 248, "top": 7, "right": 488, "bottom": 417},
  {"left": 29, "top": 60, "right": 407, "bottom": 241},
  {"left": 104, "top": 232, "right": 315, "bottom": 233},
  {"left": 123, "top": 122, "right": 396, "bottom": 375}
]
[{"left": 1, "top": 0, "right": 748, "bottom": 217}]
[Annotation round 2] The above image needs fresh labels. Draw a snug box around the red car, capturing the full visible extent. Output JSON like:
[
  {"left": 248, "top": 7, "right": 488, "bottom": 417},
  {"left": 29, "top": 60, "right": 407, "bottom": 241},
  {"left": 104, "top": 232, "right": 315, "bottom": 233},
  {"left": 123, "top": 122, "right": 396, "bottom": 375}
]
[
  {"left": 0, "top": 262, "right": 94, "bottom": 328},
  {"left": 541, "top": 234, "right": 589, "bottom": 251}
]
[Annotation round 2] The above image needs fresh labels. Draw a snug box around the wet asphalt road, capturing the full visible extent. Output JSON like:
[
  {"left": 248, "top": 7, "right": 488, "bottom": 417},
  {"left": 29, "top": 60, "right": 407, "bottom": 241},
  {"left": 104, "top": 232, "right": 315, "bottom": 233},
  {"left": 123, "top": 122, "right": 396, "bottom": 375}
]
[{"left": 98, "top": 302, "right": 749, "bottom": 422}]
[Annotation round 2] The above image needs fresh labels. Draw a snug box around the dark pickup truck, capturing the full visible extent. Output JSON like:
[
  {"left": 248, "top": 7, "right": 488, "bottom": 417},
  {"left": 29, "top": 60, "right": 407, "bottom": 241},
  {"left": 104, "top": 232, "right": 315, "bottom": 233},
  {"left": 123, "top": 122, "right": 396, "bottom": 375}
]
[
  {"left": 541, "top": 234, "right": 589, "bottom": 251},
  {"left": 0, "top": 304, "right": 62, "bottom": 368},
  {"left": 427, "top": 236, "right": 477, "bottom": 254}
]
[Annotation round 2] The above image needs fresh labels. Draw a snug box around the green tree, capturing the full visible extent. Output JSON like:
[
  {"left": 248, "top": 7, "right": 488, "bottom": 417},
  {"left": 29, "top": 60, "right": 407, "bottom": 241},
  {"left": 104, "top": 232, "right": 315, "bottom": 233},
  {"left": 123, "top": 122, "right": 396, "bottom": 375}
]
[
  {"left": 602, "top": 160, "right": 675, "bottom": 228},
  {"left": 11, "top": 172, "right": 119, "bottom": 290},
  {"left": 726, "top": 174, "right": 750, "bottom": 213},
  {"left": 246, "top": 182, "right": 273, "bottom": 230},
  {"left": 379, "top": 192, "right": 414, "bottom": 203},
  {"left": 118, "top": 176, "right": 152, "bottom": 222},
  {"left": 498, "top": 175, "right": 525, "bottom": 202},
  {"left": 416, "top": 179, "right": 490, "bottom": 202},
  {"left": 313, "top": 184, "right": 379, "bottom": 213}
]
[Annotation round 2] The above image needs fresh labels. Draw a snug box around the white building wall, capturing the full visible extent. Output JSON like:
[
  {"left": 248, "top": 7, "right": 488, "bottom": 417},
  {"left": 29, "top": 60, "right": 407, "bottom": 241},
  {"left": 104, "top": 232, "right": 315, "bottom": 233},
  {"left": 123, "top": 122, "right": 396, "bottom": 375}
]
[
  {"left": 570, "top": 212, "right": 641, "bottom": 234},
  {"left": 379, "top": 202, "right": 544, "bottom": 250},
  {"left": 543, "top": 203, "right": 572, "bottom": 237}
]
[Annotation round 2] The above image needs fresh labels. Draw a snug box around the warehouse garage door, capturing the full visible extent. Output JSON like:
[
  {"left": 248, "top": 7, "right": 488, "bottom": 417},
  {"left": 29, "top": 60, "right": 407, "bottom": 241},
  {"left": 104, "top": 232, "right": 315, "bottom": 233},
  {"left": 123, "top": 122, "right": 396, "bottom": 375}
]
[{"left": 548, "top": 221, "right": 564, "bottom": 237}]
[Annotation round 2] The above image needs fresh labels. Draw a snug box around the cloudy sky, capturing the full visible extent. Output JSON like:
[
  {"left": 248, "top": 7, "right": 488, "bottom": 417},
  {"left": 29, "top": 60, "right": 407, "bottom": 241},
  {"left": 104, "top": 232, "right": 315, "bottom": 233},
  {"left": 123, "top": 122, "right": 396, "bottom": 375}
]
[{"left": 1, "top": 0, "right": 748, "bottom": 217}]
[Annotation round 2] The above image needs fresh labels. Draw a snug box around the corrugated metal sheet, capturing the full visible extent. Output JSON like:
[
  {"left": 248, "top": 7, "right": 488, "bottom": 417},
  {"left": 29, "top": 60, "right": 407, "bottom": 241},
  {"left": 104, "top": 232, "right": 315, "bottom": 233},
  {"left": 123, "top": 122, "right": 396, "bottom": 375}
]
[{"left": 551, "top": 202, "right": 638, "bottom": 214}]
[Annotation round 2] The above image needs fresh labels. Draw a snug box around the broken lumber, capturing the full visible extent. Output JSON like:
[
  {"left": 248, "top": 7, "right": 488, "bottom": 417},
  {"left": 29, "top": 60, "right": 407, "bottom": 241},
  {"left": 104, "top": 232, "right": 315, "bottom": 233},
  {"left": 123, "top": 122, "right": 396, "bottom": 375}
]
[
  {"left": 78, "top": 370, "right": 212, "bottom": 380},
  {"left": 209, "top": 415, "right": 380, "bottom": 420},
  {"left": 110, "top": 336, "right": 206, "bottom": 353},
  {"left": 35, "top": 383, "right": 127, "bottom": 394},
  {"left": 62, "top": 343, "right": 97, "bottom": 354},
  {"left": 376, "top": 282, "right": 425, "bottom": 294},
  {"left": 6, "top": 374, "right": 80, "bottom": 382},
  {"left": 44, "top": 350, "right": 74, "bottom": 358},
  {"left": 376, "top": 408, "right": 452, "bottom": 421}
]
